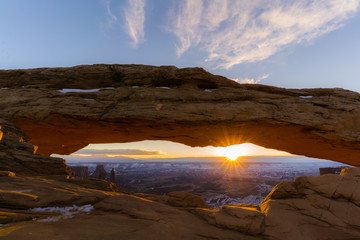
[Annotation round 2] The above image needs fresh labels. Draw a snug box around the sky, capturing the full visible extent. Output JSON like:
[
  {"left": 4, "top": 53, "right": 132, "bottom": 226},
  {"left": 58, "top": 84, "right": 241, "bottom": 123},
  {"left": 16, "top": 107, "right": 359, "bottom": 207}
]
[
  {"left": 1, "top": 0, "right": 360, "bottom": 160},
  {"left": 55, "top": 141, "right": 290, "bottom": 163}
]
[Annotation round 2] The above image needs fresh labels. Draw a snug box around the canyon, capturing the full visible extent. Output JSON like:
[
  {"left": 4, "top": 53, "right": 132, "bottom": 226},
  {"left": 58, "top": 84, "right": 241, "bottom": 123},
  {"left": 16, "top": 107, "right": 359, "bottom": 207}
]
[{"left": 1, "top": 64, "right": 360, "bottom": 239}]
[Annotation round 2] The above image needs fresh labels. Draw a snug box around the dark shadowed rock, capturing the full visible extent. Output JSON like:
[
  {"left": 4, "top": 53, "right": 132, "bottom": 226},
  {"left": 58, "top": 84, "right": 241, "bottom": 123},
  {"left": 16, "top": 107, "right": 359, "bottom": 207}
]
[
  {"left": 0, "top": 175, "right": 118, "bottom": 210},
  {"left": 319, "top": 166, "right": 348, "bottom": 175},
  {"left": 109, "top": 168, "right": 115, "bottom": 183},
  {"left": 0, "top": 118, "right": 70, "bottom": 176},
  {"left": 70, "top": 166, "right": 89, "bottom": 179}
]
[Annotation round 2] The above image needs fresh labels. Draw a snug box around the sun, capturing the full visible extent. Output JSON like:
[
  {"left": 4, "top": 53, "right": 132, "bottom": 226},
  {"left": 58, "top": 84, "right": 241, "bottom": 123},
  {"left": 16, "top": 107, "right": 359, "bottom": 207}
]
[{"left": 215, "top": 144, "right": 248, "bottom": 161}]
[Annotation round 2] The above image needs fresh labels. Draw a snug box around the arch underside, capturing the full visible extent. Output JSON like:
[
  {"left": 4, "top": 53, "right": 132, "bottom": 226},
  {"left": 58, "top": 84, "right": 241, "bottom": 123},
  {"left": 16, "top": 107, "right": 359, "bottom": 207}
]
[
  {"left": 14, "top": 116, "right": 360, "bottom": 166},
  {"left": 0, "top": 64, "right": 359, "bottom": 166}
]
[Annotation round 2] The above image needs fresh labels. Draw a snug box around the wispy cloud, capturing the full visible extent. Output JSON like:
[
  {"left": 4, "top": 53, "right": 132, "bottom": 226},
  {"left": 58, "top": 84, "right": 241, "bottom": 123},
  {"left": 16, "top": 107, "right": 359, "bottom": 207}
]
[
  {"left": 170, "top": 0, "right": 360, "bottom": 69},
  {"left": 76, "top": 149, "right": 162, "bottom": 156},
  {"left": 234, "top": 74, "right": 270, "bottom": 84},
  {"left": 102, "top": 0, "right": 117, "bottom": 27},
  {"left": 124, "top": 0, "right": 146, "bottom": 47}
]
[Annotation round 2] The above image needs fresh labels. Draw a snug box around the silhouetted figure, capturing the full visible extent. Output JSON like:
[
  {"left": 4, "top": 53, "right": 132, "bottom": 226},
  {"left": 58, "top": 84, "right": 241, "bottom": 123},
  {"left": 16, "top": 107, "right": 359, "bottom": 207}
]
[{"left": 110, "top": 168, "right": 116, "bottom": 183}]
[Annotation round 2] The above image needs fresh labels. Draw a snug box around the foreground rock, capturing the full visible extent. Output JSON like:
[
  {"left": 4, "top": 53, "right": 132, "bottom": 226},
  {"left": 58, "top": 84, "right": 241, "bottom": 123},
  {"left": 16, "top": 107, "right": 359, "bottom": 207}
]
[
  {"left": 1, "top": 168, "right": 360, "bottom": 239},
  {"left": 194, "top": 204, "right": 264, "bottom": 236},
  {"left": 260, "top": 167, "right": 360, "bottom": 240},
  {"left": 136, "top": 191, "right": 209, "bottom": 208},
  {"left": 0, "top": 119, "right": 70, "bottom": 176},
  {"left": 0, "top": 64, "right": 360, "bottom": 165},
  {"left": 0, "top": 175, "right": 116, "bottom": 212},
  {"left": 0, "top": 174, "right": 255, "bottom": 240}
]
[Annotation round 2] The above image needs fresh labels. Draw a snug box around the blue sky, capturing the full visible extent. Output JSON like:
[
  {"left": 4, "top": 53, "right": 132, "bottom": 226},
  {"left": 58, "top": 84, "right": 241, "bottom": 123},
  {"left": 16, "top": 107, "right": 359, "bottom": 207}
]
[
  {"left": 1, "top": 0, "right": 360, "bottom": 159},
  {"left": 1, "top": 0, "right": 360, "bottom": 91}
]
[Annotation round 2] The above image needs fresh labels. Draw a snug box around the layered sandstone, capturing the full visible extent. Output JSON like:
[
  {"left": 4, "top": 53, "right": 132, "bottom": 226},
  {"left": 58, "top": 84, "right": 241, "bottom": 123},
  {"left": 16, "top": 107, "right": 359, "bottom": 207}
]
[
  {"left": 1, "top": 168, "right": 360, "bottom": 239},
  {"left": 0, "top": 119, "right": 70, "bottom": 176},
  {"left": 0, "top": 64, "right": 360, "bottom": 165},
  {"left": 259, "top": 167, "right": 360, "bottom": 240}
]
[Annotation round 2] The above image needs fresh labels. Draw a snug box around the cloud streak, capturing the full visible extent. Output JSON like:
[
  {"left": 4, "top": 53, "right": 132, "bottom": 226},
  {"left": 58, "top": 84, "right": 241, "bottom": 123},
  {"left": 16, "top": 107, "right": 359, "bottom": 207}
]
[
  {"left": 170, "top": 0, "right": 360, "bottom": 69},
  {"left": 124, "top": 0, "right": 146, "bottom": 47},
  {"left": 102, "top": 0, "right": 117, "bottom": 27},
  {"left": 76, "top": 149, "right": 162, "bottom": 156}
]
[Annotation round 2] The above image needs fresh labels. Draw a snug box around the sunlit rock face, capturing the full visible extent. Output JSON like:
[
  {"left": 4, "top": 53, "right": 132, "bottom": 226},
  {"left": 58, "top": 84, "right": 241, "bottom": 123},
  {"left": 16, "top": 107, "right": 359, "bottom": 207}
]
[
  {"left": 0, "top": 64, "right": 360, "bottom": 165},
  {"left": 259, "top": 167, "right": 360, "bottom": 240},
  {"left": 1, "top": 167, "right": 360, "bottom": 240}
]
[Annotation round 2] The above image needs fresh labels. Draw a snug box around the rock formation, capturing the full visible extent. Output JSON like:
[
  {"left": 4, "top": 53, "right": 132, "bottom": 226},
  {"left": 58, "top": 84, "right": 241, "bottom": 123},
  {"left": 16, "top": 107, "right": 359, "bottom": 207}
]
[
  {"left": 319, "top": 166, "right": 347, "bottom": 175},
  {"left": 1, "top": 168, "right": 360, "bottom": 239},
  {"left": 259, "top": 167, "right": 360, "bottom": 240},
  {"left": 1, "top": 64, "right": 360, "bottom": 239},
  {"left": 136, "top": 191, "right": 209, "bottom": 208},
  {"left": 0, "top": 64, "right": 359, "bottom": 165},
  {"left": 109, "top": 168, "right": 115, "bottom": 183},
  {"left": 90, "top": 165, "right": 107, "bottom": 180},
  {"left": 70, "top": 166, "right": 89, "bottom": 179},
  {"left": 0, "top": 119, "right": 70, "bottom": 176}
]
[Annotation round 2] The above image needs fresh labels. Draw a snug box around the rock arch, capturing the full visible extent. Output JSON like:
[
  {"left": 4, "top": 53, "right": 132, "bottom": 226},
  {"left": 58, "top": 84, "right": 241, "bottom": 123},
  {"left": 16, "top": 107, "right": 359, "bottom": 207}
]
[{"left": 1, "top": 64, "right": 360, "bottom": 166}]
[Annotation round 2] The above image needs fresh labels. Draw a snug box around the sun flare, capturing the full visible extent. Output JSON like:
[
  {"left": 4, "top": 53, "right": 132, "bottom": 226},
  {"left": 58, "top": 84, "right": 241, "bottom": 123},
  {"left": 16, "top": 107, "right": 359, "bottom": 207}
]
[{"left": 215, "top": 144, "right": 248, "bottom": 161}]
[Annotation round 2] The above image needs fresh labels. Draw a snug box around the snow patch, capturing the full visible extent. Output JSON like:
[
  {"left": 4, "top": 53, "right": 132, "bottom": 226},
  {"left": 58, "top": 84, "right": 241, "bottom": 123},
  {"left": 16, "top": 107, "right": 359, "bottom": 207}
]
[
  {"left": 300, "top": 96, "right": 313, "bottom": 99},
  {"left": 36, "top": 216, "right": 63, "bottom": 222},
  {"left": 83, "top": 98, "right": 95, "bottom": 101},
  {"left": 57, "top": 87, "right": 115, "bottom": 93},
  {"left": 30, "top": 204, "right": 94, "bottom": 222},
  {"left": 132, "top": 86, "right": 140, "bottom": 88},
  {"left": 204, "top": 89, "right": 216, "bottom": 92},
  {"left": 0, "top": 87, "right": 9, "bottom": 90},
  {"left": 206, "top": 194, "right": 244, "bottom": 209},
  {"left": 238, "top": 195, "right": 264, "bottom": 205},
  {"left": 156, "top": 86, "right": 171, "bottom": 89},
  {"left": 206, "top": 193, "right": 264, "bottom": 208}
]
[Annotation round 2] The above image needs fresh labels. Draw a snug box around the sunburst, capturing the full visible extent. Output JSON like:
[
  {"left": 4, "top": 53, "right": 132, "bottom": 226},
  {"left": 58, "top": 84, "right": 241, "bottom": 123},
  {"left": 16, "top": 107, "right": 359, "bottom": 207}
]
[{"left": 215, "top": 144, "right": 248, "bottom": 161}]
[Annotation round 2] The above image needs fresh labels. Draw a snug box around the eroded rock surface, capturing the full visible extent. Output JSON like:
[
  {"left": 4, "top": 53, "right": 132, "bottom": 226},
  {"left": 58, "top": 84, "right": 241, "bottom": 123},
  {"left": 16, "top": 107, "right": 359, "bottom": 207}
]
[
  {"left": 0, "top": 64, "right": 360, "bottom": 165},
  {"left": 260, "top": 167, "right": 360, "bottom": 240},
  {"left": 0, "top": 174, "right": 256, "bottom": 240},
  {"left": 136, "top": 191, "right": 209, "bottom": 208},
  {"left": 194, "top": 204, "right": 264, "bottom": 236},
  {"left": 0, "top": 119, "right": 70, "bottom": 176},
  {"left": 1, "top": 168, "right": 360, "bottom": 239}
]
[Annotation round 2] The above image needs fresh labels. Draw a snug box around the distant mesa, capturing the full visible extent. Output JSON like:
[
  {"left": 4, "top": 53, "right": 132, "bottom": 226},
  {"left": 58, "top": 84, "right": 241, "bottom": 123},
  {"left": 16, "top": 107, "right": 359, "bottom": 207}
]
[
  {"left": 70, "top": 166, "right": 89, "bottom": 179},
  {"left": 90, "top": 165, "right": 106, "bottom": 180}
]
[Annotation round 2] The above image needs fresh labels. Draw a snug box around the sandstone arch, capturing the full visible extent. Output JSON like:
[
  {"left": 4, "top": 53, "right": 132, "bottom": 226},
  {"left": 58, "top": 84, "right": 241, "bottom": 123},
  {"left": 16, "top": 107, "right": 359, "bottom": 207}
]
[{"left": 1, "top": 64, "right": 360, "bottom": 166}]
